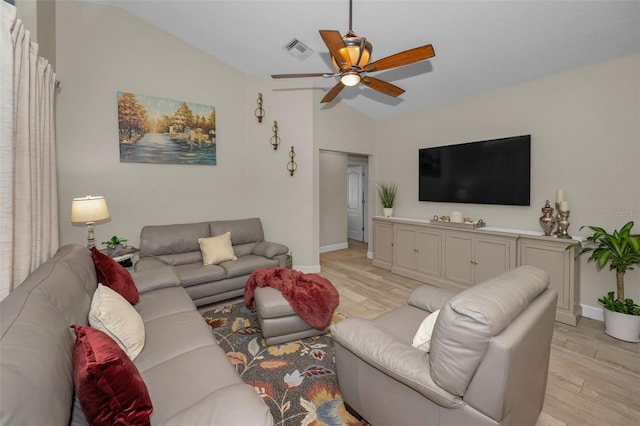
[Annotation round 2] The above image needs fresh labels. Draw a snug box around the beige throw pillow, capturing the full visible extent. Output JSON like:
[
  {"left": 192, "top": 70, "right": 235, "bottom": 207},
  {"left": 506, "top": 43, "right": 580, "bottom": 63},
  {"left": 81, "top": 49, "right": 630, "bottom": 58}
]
[
  {"left": 199, "top": 232, "right": 237, "bottom": 265},
  {"left": 412, "top": 309, "right": 440, "bottom": 353},
  {"left": 89, "top": 284, "right": 145, "bottom": 360}
]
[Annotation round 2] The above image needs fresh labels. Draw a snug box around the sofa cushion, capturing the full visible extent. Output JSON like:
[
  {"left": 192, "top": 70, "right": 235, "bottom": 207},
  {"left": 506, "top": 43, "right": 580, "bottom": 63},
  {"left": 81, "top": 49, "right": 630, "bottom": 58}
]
[
  {"left": 89, "top": 284, "right": 145, "bottom": 360},
  {"left": 199, "top": 232, "right": 237, "bottom": 265},
  {"left": 138, "top": 345, "right": 249, "bottom": 424},
  {"left": 429, "top": 265, "right": 549, "bottom": 396},
  {"left": 71, "top": 325, "right": 153, "bottom": 426},
  {"left": 174, "top": 263, "right": 226, "bottom": 287},
  {"left": 139, "top": 221, "right": 210, "bottom": 259},
  {"left": 210, "top": 218, "right": 265, "bottom": 245},
  {"left": 90, "top": 247, "right": 139, "bottom": 304},
  {"left": 135, "top": 286, "right": 196, "bottom": 322}
]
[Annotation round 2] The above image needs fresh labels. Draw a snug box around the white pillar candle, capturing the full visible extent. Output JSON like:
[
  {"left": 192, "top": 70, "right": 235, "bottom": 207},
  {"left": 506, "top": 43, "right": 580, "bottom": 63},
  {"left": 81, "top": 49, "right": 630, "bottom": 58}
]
[
  {"left": 560, "top": 201, "right": 570, "bottom": 211},
  {"left": 556, "top": 189, "right": 565, "bottom": 203},
  {"left": 450, "top": 211, "right": 463, "bottom": 223}
]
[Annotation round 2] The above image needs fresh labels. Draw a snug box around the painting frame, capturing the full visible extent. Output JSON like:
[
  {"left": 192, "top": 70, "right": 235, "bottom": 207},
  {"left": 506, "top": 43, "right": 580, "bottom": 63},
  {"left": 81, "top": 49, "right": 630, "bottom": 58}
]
[{"left": 118, "top": 92, "right": 217, "bottom": 165}]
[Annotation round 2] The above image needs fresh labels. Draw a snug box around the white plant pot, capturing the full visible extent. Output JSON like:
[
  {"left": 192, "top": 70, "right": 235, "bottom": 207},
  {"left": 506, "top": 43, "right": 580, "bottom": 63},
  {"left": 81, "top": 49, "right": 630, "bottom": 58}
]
[
  {"left": 603, "top": 308, "right": 640, "bottom": 343},
  {"left": 383, "top": 208, "right": 393, "bottom": 218}
]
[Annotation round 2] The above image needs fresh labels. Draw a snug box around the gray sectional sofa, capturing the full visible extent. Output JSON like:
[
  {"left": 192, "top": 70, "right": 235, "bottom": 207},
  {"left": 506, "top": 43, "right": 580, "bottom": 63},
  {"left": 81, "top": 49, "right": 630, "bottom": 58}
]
[
  {"left": 136, "top": 217, "right": 289, "bottom": 306},
  {"left": 0, "top": 244, "right": 274, "bottom": 425}
]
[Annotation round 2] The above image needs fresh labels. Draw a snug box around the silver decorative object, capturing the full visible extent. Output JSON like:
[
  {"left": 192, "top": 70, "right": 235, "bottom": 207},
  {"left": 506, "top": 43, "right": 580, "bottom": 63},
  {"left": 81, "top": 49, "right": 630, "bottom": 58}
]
[
  {"left": 557, "top": 209, "right": 572, "bottom": 239},
  {"left": 554, "top": 202, "right": 562, "bottom": 235},
  {"left": 539, "top": 200, "right": 556, "bottom": 236}
]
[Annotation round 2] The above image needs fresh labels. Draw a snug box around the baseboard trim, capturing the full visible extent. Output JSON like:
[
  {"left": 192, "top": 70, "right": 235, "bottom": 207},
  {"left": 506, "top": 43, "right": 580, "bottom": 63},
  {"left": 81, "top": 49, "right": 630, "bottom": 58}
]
[
  {"left": 293, "top": 264, "right": 321, "bottom": 273},
  {"left": 319, "top": 242, "right": 348, "bottom": 254},
  {"left": 581, "top": 304, "right": 604, "bottom": 322},
  {"left": 367, "top": 251, "right": 373, "bottom": 259}
]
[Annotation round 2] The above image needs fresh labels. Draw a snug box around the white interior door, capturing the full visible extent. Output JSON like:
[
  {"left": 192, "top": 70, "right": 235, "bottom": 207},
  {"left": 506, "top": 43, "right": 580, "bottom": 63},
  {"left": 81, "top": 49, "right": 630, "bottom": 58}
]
[{"left": 347, "top": 166, "right": 364, "bottom": 241}]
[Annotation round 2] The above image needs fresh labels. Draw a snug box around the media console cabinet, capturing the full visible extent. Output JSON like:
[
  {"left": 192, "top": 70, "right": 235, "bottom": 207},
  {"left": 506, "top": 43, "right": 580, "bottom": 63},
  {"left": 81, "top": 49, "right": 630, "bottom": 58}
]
[{"left": 372, "top": 216, "right": 582, "bottom": 326}]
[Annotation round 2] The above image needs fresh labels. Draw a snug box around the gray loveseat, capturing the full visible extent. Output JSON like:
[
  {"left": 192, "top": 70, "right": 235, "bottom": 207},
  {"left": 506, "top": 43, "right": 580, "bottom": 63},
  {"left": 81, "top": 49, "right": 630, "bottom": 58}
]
[
  {"left": 136, "top": 218, "right": 289, "bottom": 306},
  {"left": 0, "top": 244, "right": 273, "bottom": 425}
]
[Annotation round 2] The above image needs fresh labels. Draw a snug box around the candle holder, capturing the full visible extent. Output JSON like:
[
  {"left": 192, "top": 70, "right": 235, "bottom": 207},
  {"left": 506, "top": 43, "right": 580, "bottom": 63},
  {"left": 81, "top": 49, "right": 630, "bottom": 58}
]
[
  {"left": 270, "top": 121, "right": 281, "bottom": 150},
  {"left": 255, "top": 93, "right": 265, "bottom": 123},
  {"left": 557, "top": 209, "right": 572, "bottom": 239},
  {"left": 287, "top": 146, "right": 297, "bottom": 176},
  {"left": 554, "top": 202, "right": 562, "bottom": 235}
]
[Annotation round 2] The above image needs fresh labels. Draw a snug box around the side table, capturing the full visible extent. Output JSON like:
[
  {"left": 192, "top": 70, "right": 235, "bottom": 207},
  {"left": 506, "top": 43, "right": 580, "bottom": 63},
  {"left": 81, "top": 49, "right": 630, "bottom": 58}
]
[{"left": 100, "top": 246, "right": 139, "bottom": 269}]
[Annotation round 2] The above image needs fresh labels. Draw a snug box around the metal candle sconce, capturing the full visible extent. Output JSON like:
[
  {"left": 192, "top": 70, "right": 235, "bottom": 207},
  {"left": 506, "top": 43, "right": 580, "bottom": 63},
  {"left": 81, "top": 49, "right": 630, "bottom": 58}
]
[
  {"left": 287, "top": 146, "right": 297, "bottom": 176},
  {"left": 270, "top": 121, "right": 281, "bottom": 150},
  {"left": 255, "top": 93, "right": 265, "bottom": 123}
]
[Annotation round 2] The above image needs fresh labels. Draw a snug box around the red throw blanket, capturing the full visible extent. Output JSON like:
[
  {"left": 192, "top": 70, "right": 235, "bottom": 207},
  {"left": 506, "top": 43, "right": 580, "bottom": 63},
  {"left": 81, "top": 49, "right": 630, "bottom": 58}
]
[{"left": 244, "top": 267, "right": 339, "bottom": 330}]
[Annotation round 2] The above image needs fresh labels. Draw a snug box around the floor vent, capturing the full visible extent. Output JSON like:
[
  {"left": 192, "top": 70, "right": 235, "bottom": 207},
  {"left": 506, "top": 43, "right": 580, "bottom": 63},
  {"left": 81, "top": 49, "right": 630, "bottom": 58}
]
[{"left": 285, "top": 38, "right": 313, "bottom": 59}]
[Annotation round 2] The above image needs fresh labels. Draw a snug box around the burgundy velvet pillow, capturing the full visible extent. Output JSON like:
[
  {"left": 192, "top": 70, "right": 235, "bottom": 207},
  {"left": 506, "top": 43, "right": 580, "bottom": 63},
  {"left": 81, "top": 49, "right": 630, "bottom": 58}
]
[
  {"left": 71, "top": 325, "right": 153, "bottom": 426},
  {"left": 91, "top": 247, "right": 139, "bottom": 304}
]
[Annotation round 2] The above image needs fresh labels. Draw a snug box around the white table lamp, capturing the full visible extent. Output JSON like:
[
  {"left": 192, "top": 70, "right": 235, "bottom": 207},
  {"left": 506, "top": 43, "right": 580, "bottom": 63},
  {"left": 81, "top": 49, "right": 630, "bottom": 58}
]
[{"left": 71, "top": 195, "right": 111, "bottom": 248}]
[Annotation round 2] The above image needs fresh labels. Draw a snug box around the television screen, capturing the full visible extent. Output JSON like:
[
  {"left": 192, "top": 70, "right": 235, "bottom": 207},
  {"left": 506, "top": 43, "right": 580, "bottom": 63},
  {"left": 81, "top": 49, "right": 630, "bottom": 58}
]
[{"left": 419, "top": 135, "right": 531, "bottom": 206}]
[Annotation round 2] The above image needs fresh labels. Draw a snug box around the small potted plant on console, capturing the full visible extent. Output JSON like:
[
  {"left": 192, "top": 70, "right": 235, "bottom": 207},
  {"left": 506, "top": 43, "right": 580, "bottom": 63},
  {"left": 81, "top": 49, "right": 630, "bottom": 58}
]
[
  {"left": 377, "top": 183, "right": 398, "bottom": 218},
  {"left": 568, "top": 221, "right": 640, "bottom": 342}
]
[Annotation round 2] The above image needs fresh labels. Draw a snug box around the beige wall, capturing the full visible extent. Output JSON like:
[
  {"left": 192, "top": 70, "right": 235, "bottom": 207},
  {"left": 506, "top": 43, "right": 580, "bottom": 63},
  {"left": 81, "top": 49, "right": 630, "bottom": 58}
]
[
  {"left": 55, "top": 1, "right": 251, "bottom": 250},
  {"left": 374, "top": 53, "right": 640, "bottom": 311},
  {"left": 16, "top": 0, "right": 56, "bottom": 67},
  {"left": 314, "top": 91, "right": 376, "bottom": 255},
  {"left": 319, "top": 151, "right": 348, "bottom": 249},
  {"left": 244, "top": 77, "right": 316, "bottom": 270}
]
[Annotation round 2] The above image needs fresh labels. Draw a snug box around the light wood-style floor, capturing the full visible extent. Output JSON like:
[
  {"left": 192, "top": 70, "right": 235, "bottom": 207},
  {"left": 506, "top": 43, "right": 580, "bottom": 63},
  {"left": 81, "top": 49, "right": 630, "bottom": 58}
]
[{"left": 319, "top": 240, "right": 640, "bottom": 426}]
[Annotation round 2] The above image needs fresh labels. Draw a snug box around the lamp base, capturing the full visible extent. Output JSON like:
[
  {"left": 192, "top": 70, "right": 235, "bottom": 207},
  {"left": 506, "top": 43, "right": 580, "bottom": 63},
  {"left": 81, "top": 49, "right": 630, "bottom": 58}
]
[{"left": 86, "top": 221, "right": 96, "bottom": 249}]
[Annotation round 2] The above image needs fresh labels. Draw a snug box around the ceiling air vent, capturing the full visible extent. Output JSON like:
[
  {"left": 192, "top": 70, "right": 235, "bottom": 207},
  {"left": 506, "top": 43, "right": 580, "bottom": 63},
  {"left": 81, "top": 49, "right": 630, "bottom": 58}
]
[{"left": 285, "top": 38, "right": 313, "bottom": 59}]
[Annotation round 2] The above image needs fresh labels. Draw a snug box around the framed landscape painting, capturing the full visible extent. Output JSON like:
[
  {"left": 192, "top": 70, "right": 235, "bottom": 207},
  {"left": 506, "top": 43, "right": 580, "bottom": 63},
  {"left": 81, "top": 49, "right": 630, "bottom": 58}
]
[{"left": 118, "top": 92, "right": 216, "bottom": 165}]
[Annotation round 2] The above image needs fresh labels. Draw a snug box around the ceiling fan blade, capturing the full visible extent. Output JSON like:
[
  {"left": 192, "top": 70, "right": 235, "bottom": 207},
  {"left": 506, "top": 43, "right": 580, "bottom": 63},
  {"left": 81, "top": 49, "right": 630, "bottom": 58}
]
[
  {"left": 364, "top": 44, "right": 435, "bottom": 72},
  {"left": 319, "top": 30, "right": 351, "bottom": 70},
  {"left": 271, "top": 73, "right": 334, "bottom": 79},
  {"left": 361, "top": 76, "right": 405, "bottom": 97},
  {"left": 321, "top": 82, "right": 345, "bottom": 103}
]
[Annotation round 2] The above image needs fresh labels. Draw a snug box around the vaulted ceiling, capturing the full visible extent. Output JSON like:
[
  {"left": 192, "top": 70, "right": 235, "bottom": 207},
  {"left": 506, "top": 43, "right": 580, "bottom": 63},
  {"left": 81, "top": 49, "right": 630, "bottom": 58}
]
[{"left": 88, "top": 1, "right": 640, "bottom": 120}]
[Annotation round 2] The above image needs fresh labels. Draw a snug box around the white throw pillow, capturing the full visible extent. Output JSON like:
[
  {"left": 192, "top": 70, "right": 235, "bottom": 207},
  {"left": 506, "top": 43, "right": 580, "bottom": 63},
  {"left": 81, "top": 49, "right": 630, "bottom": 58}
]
[
  {"left": 89, "top": 284, "right": 145, "bottom": 360},
  {"left": 198, "top": 232, "right": 237, "bottom": 265},
  {"left": 412, "top": 309, "right": 440, "bottom": 353}
]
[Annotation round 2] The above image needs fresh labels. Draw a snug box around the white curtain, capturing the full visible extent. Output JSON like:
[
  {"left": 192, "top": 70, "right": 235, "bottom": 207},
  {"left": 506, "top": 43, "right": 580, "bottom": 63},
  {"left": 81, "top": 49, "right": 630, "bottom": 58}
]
[{"left": 0, "top": 1, "right": 58, "bottom": 301}]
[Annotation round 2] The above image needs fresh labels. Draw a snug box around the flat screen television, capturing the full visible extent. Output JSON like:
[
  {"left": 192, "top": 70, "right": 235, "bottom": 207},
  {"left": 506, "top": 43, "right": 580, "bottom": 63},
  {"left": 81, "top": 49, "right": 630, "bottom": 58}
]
[{"left": 419, "top": 135, "right": 531, "bottom": 206}]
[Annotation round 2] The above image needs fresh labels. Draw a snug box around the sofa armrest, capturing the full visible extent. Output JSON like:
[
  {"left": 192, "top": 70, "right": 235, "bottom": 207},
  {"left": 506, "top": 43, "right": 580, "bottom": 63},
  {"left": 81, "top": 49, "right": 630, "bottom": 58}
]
[
  {"left": 132, "top": 265, "right": 180, "bottom": 294},
  {"left": 407, "top": 286, "right": 457, "bottom": 313},
  {"left": 252, "top": 241, "right": 288, "bottom": 259},
  {"left": 330, "top": 318, "right": 461, "bottom": 408}
]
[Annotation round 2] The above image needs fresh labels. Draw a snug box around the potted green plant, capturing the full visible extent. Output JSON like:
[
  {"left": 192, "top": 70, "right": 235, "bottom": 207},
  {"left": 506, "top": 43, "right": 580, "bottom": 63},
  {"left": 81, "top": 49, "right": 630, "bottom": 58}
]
[
  {"left": 568, "top": 221, "right": 640, "bottom": 342},
  {"left": 377, "top": 183, "right": 398, "bottom": 218},
  {"left": 102, "top": 235, "right": 128, "bottom": 255}
]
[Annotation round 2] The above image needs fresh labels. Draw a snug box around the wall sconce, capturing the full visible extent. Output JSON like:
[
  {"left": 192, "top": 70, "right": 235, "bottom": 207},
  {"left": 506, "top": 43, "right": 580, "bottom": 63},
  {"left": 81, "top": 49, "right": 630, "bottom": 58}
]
[
  {"left": 70, "top": 195, "right": 111, "bottom": 248},
  {"left": 270, "top": 120, "right": 281, "bottom": 150},
  {"left": 255, "top": 93, "right": 265, "bottom": 123},
  {"left": 287, "top": 146, "right": 297, "bottom": 176}
]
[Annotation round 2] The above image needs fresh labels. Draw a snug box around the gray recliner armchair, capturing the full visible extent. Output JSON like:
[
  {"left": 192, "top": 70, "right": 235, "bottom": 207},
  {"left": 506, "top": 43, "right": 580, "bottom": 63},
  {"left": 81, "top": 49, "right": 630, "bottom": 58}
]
[{"left": 330, "top": 265, "right": 557, "bottom": 426}]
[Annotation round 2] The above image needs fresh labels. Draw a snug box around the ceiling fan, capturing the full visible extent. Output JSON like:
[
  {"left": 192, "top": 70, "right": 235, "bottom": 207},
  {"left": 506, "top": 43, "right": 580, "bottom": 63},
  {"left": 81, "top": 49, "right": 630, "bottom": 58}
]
[{"left": 271, "top": 0, "right": 435, "bottom": 103}]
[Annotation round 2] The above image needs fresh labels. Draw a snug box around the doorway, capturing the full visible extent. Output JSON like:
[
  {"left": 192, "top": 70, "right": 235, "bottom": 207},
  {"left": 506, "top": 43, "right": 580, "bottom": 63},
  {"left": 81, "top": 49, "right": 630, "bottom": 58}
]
[{"left": 347, "top": 165, "right": 364, "bottom": 241}]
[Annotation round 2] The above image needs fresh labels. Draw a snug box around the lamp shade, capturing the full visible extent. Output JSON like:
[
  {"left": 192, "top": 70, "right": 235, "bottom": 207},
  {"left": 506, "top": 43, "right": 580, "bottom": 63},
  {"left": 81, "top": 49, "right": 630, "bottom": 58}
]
[{"left": 70, "top": 196, "right": 111, "bottom": 223}]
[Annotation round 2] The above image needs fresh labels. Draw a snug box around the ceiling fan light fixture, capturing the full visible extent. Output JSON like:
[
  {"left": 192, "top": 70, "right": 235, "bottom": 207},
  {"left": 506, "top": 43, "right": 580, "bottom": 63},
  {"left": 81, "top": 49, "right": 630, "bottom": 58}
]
[
  {"left": 331, "top": 34, "right": 372, "bottom": 70},
  {"left": 340, "top": 72, "right": 361, "bottom": 87}
]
